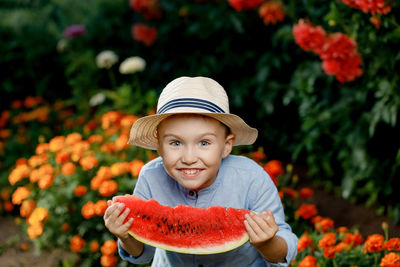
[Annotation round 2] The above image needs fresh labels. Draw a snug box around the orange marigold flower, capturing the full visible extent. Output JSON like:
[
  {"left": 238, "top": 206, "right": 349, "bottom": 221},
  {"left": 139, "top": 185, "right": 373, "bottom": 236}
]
[
  {"left": 315, "top": 217, "right": 335, "bottom": 233},
  {"left": 61, "top": 223, "right": 70, "bottom": 232},
  {"left": 8, "top": 164, "right": 31, "bottom": 185},
  {"left": 130, "top": 160, "right": 145, "bottom": 177},
  {"left": 120, "top": 115, "right": 138, "bottom": 128},
  {"left": 55, "top": 152, "right": 70, "bottom": 164},
  {"left": 12, "top": 186, "right": 31, "bottom": 205},
  {"left": 39, "top": 163, "right": 54, "bottom": 175},
  {"left": 101, "top": 111, "right": 123, "bottom": 130},
  {"left": 81, "top": 201, "right": 96, "bottom": 219},
  {"left": 385, "top": 238, "right": 400, "bottom": 251},
  {"left": 100, "top": 255, "right": 118, "bottom": 267},
  {"left": 90, "top": 241, "right": 100, "bottom": 252},
  {"left": 28, "top": 154, "right": 49, "bottom": 168},
  {"left": 62, "top": 162, "right": 76, "bottom": 176},
  {"left": 111, "top": 162, "right": 126, "bottom": 177},
  {"left": 281, "top": 187, "right": 297, "bottom": 199},
  {"left": 365, "top": 234, "right": 385, "bottom": 253},
  {"left": 323, "top": 246, "right": 337, "bottom": 259},
  {"left": 27, "top": 207, "right": 49, "bottom": 225},
  {"left": 49, "top": 136, "right": 65, "bottom": 152},
  {"left": 295, "top": 204, "right": 317, "bottom": 220},
  {"left": 74, "top": 185, "right": 88, "bottom": 197},
  {"left": 337, "top": 226, "right": 348, "bottom": 233},
  {"left": 4, "top": 201, "right": 14, "bottom": 212},
  {"left": 88, "top": 134, "right": 104, "bottom": 144},
  {"left": 101, "top": 240, "right": 118, "bottom": 255},
  {"left": 380, "top": 252, "right": 400, "bottom": 267},
  {"left": 258, "top": 1, "right": 285, "bottom": 25},
  {"left": 318, "top": 233, "right": 336, "bottom": 249},
  {"left": 65, "top": 132, "right": 82, "bottom": 145},
  {"left": 95, "top": 200, "right": 108, "bottom": 216},
  {"left": 71, "top": 141, "right": 91, "bottom": 157},
  {"left": 298, "top": 255, "right": 319, "bottom": 267},
  {"left": 20, "top": 200, "right": 36, "bottom": 218},
  {"left": 299, "top": 187, "right": 314, "bottom": 199},
  {"left": 38, "top": 174, "right": 54, "bottom": 189},
  {"left": 80, "top": 155, "right": 99, "bottom": 171},
  {"left": 1, "top": 187, "right": 10, "bottom": 200},
  {"left": 35, "top": 143, "right": 49, "bottom": 155},
  {"left": 91, "top": 176, "right": 106, "bottom": 190},
  {"left": 27, "top": 223, "right": 43, "bottom": 239},
  {"left": 70, "top": 235, "right": 86, "bottom": 253},
  {"left": 344, "top": 233, "right": 364, "bottom": 247},
  {"left": 98, "top": 180, "right": 118, "bottom": 197},
  {"left": 264, "top": 160, "right": 283, "bottom": 185},
  {"left": 97, "top": 166, "right": 113, "bottom": 179},
  {"left": 100, "top": 143, "right": 116, "bottom": 153},
  {"left": 298, "top": 233, "right": 313, "bottom": 252},
  {"left": 16, "top": 158, "right": 28, "bottom": 166},
  {"left": 115, "top": 134, "right": 129, "bottom": 150}
]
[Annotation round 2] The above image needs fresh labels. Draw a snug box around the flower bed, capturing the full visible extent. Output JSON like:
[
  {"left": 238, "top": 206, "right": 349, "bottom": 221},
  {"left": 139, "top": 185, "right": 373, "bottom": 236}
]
[{"left": 0, "top": 106, "right": 398, "bottom": 266}]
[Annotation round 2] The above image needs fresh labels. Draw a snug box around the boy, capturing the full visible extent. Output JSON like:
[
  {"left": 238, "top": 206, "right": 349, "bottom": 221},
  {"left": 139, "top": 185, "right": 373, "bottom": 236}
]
[{"left": 104, "top": 76, "right": 298, "bottom": 266}]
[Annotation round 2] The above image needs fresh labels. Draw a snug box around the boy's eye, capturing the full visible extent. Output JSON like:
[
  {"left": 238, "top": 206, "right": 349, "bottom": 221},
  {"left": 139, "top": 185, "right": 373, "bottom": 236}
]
[
  {"left": 170, "top": 141, "right": 181, "bottom": 146},
  {"left": 200, "top": 140, "right": 210, "bottom": 146}
]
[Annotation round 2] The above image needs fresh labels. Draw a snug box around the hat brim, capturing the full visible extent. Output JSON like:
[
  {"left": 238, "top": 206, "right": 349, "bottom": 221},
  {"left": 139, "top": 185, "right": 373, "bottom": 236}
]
[{"left": 128, "top": 112, "right": 258, "bottom": 150}]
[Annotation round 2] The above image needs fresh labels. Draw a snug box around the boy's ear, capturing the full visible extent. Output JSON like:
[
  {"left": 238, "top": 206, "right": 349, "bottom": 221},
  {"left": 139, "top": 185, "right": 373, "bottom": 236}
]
[{"left": 222, "top": 134, "right": 235, "bottom": 158}]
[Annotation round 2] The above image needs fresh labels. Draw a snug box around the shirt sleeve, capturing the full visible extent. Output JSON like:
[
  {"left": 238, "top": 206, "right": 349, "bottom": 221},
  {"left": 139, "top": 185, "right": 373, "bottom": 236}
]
[
  {"left": 118, "top": 241, "right": 155, "bottom": 265},
  {"left": 248, "top": 168, "right": 298, "bottom": 266}
]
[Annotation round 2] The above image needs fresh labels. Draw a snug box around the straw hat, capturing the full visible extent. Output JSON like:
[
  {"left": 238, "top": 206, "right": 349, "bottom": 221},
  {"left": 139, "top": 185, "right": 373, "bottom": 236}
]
[{"left": 128, "top": 76, "right": 258, "bottom": 150}]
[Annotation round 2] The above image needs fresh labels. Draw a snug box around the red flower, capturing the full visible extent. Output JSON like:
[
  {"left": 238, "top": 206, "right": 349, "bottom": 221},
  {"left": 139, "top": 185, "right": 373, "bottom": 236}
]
[
  {"left": 129, "top": 0, "right": 162, "bottom": 20},
  {"left": 228, "top": 0, "right": 263, "bottom": 11},
  {"left": 299, "top": 187, "right": 314, "bottom": 199},
  {"left": 293, "top": 19, "right": 326, "bottom": 55},
  {"left": 385, "top": 238, "right": 400, "bottom": 251},
  {"left": 264, "top": 160, "right": 284, "bottom": 185},
  {"left": 320, "top": 33, "right": 363, "bottom": 83},
  {"left": 298, "top": 255, "right": 318, "bottom": 267},
  {"left": 132, "top": 24, "right": 158, "bottom": 46},
  {"left": 258, "top": 1, "right": 285, "bottom": 25},
  {"left": 298, "top": 234, "right": 313, "bottom": 252},
  {"left": 340, "top": 0, "right": 392, "bottom": 15},
  {"left": 295, "top": 204, "right": 317, "bottom": 220},
  {"left": 380, "top": 252, "right": 400, "bottom": 267},
  {"left": 365, "top": 234, "right": 385, "bottom": 253}
]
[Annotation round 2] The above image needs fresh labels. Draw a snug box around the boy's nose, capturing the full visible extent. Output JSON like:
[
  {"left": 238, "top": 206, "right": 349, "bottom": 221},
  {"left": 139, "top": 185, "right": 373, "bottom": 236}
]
[{"left": 181, "top": 147, "right": 197, "bottom": 165}]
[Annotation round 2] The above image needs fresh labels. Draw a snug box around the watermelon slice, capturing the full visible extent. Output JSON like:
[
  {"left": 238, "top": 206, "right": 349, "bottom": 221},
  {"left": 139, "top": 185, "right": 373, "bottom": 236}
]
[{"left": 113, "top": 195, "right": 251, "bottom": 254}]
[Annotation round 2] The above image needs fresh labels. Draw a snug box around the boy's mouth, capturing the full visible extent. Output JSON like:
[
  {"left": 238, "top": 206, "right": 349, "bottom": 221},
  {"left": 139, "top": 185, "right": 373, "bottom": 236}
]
[{"left": 180, "top": 168, "right": 201, "bottom": 176}]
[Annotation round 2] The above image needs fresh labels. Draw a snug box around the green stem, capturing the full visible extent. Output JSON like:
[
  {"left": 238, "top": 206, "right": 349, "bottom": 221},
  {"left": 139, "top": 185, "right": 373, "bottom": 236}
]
[{"left": 108, "top": 69, "right": 117, "bottom": 90}]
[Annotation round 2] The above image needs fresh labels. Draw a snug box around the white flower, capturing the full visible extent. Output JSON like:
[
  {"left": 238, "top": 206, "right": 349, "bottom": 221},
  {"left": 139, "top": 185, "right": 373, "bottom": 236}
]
[
  {"left": 96, "top": 50, "right": 119, "bottom": 69},
  {"left": 57, "top": 39, "right": 67, "bottom": 52},
  {"left": 89, "top": 92, "right": 106, "bottom": 107},
  {"left": 119, "top": 56, "right": 146, "bottom": 74}
]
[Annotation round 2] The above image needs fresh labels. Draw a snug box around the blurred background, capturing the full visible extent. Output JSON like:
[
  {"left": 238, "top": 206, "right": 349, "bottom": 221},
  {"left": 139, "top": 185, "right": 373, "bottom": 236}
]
[{"left": 1, "top": 0, "right": 399, "bottom": 266}]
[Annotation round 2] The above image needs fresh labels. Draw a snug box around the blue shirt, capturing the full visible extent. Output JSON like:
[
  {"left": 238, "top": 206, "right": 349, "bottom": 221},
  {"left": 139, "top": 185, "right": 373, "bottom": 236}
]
[{"left": 119, "top": 155, "right": 298, "bottom": 267}]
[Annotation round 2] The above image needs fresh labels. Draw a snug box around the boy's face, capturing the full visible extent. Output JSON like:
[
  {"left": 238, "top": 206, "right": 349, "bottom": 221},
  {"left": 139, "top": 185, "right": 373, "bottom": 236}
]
[{"left": 157, "top": 114, "right": 235, "bottom": 192}]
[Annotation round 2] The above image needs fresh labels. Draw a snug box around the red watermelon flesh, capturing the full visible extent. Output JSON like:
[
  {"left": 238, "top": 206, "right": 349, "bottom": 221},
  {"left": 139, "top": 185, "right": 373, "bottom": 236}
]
[{"left": 113, "top": 195, "right": 251, "bottom": 254}]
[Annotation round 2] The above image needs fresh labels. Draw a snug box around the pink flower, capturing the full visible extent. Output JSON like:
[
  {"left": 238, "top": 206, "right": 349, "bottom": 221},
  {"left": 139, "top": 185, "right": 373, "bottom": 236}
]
[{"left": 64, "top": 24, "right": 86, "bottom": 39}]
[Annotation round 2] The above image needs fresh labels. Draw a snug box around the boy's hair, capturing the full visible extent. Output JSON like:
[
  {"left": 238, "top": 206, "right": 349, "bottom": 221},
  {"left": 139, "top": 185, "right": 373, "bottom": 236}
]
[{"left": 128, "top": 76, "right": 257, "bottom": 150}]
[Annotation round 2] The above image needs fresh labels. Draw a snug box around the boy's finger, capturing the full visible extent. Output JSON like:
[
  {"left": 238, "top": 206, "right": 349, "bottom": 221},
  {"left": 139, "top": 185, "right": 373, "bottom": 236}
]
[
  {"left": 245, "top": 214, "right": 264, "bottom": 236},
  {"left": 116, "top": 207, "right": 131, "bottom": 225}
]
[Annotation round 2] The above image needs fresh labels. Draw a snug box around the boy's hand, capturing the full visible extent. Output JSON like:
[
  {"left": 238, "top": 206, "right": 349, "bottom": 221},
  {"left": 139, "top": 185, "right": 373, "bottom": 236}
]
[
  {"left": 104, "top": 200, "right": 134, "bottom": 241},
  {"left": 244, "top": 210, "right": 278, "bottom": 248}
]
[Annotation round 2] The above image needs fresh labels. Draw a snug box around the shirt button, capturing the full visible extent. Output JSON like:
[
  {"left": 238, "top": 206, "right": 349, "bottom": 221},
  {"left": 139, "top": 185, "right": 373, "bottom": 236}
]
[{"left": 189, "top": 190, "right": 195, "bottom": 196}]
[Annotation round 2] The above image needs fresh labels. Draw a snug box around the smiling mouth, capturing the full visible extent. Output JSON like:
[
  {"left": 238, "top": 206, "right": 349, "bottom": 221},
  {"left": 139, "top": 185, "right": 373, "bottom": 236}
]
[{"left": 180, "top": 169, "right": 201, "bottom": 176}]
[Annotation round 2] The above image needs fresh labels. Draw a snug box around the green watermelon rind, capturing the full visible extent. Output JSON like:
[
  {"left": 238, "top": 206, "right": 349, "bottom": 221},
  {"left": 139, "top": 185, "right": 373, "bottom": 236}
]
[{"left": 128, "top": 230, "right": 250, "bottom": 255}]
